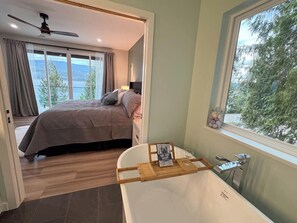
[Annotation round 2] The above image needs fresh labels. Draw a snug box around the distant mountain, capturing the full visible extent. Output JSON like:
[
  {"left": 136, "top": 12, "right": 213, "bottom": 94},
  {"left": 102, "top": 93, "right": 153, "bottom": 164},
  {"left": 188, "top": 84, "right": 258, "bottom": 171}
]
[{"left": 29, "top": 59, "right": 90, "bottom": 81}]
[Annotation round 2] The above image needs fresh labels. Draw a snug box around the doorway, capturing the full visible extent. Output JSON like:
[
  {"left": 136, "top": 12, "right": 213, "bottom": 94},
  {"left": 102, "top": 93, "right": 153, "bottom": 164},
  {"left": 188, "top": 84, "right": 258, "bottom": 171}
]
[{"left": 0, "top": 0, "right": 154, "bottom": 209}]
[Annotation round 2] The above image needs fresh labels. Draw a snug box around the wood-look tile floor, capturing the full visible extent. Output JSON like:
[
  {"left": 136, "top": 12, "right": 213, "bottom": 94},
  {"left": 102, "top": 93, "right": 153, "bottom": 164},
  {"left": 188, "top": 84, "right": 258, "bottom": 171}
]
[
  {"left": 13, "top": 116, "right": 37, "bottom": 128},
  {"left": 20, "top": 148, "right": 126, "bottom": 201}
]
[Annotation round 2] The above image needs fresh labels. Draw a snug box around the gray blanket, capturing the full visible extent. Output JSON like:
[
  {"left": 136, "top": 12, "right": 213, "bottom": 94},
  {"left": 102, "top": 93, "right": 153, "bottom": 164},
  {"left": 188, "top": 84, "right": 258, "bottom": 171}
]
[{"left": 19, "top": 100, "right": 132, "bottom": 160}]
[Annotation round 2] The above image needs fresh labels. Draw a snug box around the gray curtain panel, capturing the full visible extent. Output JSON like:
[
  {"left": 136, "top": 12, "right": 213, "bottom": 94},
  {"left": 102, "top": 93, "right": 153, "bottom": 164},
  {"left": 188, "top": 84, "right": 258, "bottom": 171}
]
[
  {"left": 102, "top": 52, "right": 115, "bottom": 94},
  {"left": 4, "top": 39, "right": 38, "bottom": 116}
]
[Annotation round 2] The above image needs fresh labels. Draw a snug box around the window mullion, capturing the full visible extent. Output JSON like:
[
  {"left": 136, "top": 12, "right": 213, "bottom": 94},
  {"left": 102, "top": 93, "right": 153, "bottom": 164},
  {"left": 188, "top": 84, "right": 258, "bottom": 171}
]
[
  {"left": 67, "top": 52, "right": 73, "bottom": 99},
  {"left": 89, "top": 55, "right": 92, "bottom": 99},
  {"left": 44, "top": 51, "right": 51, "bottom": 108}
]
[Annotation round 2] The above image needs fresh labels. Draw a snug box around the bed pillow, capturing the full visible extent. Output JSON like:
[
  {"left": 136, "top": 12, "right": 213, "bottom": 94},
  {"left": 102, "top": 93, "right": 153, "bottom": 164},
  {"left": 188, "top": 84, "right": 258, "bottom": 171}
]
[
  {"left": 133, "top": 105, "right": 142, "bottom": 119},
  {"left": 113, "top": 89, "right": 127, "bottom": 105},
  {"left": 101, "top": 91, "right": 118, "bottom": 105},
  {"left": 122, "top": 90, "right": 141, "bottom": 117}
]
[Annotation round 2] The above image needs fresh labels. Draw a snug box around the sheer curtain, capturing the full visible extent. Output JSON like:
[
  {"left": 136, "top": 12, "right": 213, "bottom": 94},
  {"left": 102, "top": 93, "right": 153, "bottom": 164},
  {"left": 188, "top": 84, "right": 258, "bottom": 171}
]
[
  {"left": 102, "top": 52, "right": 115, "bottom": 94},
  {"left": 4, "top": 39, "right": 38, "bottom": 116},
  {"left": 93, "top": 52, "right": 104, "bottom": 98},
  {"left": 26, "top": 44, "right": 49, "bottom": 113},
  {"left": 26, "top": 44, "right": 39, "bottom": 104}
]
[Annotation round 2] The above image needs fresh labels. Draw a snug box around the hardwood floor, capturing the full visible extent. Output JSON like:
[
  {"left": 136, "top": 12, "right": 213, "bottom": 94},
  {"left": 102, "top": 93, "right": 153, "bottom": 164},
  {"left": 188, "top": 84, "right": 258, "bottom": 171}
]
[
  {"left": 13, "top": 116, "right": 37, "bottom": 128},
  {"left": 14, "top": 116, "right": 127, "bottom": 201},
  {"left": 20, "top": 148, "right": 126, "bottom": 201}
]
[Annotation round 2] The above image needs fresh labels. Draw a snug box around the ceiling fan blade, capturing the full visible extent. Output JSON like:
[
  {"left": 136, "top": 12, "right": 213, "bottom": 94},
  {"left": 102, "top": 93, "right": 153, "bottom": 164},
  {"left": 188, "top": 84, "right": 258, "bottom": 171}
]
[
  {"left": 8, "top": 14, "right": 40, "bottom": 30},
  {"left": 50, "top": 30, "right": 79, "bottom": 37}
]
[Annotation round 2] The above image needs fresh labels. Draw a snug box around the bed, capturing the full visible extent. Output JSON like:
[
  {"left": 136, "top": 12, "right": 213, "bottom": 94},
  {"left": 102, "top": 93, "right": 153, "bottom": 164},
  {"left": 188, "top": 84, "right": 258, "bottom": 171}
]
[{"left": 19, "top": 82, "right": 142, "bottom": 161}]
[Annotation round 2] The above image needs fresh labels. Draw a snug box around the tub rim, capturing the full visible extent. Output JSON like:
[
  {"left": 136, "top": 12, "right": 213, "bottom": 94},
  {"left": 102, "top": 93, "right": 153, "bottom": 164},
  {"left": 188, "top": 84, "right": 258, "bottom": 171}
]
[{"left": 117, "top": 144, "right": 273, "bottom": 223}]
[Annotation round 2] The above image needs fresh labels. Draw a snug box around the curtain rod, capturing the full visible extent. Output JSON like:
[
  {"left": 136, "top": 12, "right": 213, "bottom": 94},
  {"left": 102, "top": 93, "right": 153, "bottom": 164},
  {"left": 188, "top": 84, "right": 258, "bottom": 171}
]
[
  {"left": 25, "top": 40, "right": 107, "bottom": 54},
  {"left": 3, "top": 38, "right": 107, "bottom": 54}
]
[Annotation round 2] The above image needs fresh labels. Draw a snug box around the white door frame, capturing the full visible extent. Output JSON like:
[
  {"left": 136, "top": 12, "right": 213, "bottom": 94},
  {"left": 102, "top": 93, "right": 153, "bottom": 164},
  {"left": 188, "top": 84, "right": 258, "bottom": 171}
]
[
  {"left": 1, "top": 0, "right": 154, "bottom": 210},
  {"left": 0, "top": 44, "right": 25, "bottom": 211}
]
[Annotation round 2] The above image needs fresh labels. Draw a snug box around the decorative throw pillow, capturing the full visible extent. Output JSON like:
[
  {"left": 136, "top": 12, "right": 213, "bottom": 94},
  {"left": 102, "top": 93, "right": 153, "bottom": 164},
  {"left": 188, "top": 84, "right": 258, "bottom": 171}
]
[
  {"left": 102, "top": 91, "right": 118, "bottom": 105},
  {"left": 100, "top": 92, "right": 109, "bottom": 102},
  {"left": 121, "top": 90, "right": 141, "bottom": 117}
]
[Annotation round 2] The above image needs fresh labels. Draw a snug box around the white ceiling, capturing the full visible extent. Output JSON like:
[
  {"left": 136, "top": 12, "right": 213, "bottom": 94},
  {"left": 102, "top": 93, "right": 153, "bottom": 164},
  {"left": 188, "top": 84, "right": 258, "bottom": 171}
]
[{"left": 0, "top": 0, "right": 144, "bottom": 51}]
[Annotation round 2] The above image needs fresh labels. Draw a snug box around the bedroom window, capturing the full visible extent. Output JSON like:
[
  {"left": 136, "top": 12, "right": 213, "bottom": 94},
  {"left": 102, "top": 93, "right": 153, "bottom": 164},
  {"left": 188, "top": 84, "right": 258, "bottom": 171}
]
[
  {"left": 46, "top": 51, "right": 69, "bottom": 107},
  {"left": 27, "top": 46, "right": 104, "bottom": 112},
  {"left": 28, "top": 50, "right": 69, "bottom": 111},
  {"left": 71, "top": 54, "right": 104, "bottom": 100},
  {"left": 223, "top": 0, "right": 297, "bottom": 148},
  {"left": 27, "top": 50, "right": 47, "bottom": 112}
]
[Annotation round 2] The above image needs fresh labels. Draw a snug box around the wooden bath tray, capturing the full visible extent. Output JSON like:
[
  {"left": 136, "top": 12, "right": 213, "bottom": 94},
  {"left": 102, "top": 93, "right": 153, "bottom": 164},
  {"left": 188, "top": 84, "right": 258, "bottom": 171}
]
[{"left": 116, "top": 157, "right": 213, "bottom": 184}]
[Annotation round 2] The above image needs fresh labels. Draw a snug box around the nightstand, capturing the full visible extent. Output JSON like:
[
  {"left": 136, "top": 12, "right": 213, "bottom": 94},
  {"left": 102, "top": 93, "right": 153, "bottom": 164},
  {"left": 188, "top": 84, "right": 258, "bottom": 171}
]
[{"left": 132, "top": 119, "right": 141, "bottom": 146}]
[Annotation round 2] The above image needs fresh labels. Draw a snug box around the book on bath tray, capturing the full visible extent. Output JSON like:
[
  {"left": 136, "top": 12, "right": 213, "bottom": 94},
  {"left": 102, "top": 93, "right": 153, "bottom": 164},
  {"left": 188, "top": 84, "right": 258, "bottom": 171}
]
[{"left": 156, "top": 143, "right": 174, "bottom": 167}]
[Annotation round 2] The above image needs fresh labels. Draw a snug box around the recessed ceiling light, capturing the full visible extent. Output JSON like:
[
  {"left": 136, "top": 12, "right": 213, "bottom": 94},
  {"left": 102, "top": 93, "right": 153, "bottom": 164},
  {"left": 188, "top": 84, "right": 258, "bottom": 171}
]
[
  {"left": 10, "top": 24, "right": 18, "bottom": 29},
  {"left": 97, "top": 38, "right": 102, "bottom": 42}
]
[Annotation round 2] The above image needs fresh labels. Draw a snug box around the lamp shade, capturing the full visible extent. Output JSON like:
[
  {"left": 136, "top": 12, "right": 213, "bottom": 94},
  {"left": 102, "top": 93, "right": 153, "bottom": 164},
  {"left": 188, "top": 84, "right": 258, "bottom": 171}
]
[{"left": 121, "top": 85, "right": 129, "bottom": 90}]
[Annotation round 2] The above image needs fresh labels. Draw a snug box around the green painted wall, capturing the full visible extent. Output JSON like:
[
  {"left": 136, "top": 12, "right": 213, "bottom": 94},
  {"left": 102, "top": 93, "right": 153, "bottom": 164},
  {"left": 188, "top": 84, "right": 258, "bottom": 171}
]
[
  {"left": 111, "top": 0, "right": 201, "bottom": 146},
  {"left": 184, "top": 0, "right": 297, "bottom": 223}
]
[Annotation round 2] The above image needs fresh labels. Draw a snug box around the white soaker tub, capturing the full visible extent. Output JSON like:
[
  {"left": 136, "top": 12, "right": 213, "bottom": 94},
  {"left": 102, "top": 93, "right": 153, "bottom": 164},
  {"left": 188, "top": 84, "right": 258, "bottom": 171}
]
[{"left": 117, "top": 144, "right": 273, "bottom": 223}]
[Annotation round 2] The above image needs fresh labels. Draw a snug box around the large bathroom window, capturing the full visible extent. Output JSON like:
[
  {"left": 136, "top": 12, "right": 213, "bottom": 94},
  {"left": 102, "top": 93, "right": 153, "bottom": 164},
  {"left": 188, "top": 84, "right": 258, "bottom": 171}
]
[
  {"left": 27, "top": 45, "right": 104, "bottom": 112},
  {"left": 222, "top": 0, "right": 297, "bottom": 152}
]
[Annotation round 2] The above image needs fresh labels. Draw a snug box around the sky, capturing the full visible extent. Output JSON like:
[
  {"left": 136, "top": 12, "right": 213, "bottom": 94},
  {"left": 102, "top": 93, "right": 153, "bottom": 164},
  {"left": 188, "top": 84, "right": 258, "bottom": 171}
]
[{"left": 237, "top": 19, "right": 259, "bottom": 47}]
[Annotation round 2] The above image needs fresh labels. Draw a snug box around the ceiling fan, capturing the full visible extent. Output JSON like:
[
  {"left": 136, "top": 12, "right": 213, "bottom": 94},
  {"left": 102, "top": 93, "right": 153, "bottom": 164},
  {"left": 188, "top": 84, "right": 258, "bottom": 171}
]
[{"left": 8, "top": 13, "right": 79, "bottom": 37}]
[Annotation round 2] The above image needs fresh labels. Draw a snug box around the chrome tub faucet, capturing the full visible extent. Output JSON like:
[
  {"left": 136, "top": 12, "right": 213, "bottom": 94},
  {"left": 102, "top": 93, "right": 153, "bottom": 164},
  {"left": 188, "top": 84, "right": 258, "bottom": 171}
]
[{"left": 214, "top": 154, "right": 251, "bottom": 193}]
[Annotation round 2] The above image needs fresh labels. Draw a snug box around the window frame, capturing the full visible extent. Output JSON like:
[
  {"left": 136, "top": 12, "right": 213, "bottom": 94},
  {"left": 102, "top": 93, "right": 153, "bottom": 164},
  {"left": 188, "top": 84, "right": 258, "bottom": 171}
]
[
  {"left": 27, "top": 44, "right": 104, "bottom": 109},
  {"left": 216, "top": 0, "right": 297, "bottom": 158}
]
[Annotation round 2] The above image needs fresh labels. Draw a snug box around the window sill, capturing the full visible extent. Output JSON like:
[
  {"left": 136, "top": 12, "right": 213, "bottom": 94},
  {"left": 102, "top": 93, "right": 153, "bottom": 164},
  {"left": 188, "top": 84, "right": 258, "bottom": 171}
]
[{"left": 204, "top": 126, "right": 297, "bottom": 169}]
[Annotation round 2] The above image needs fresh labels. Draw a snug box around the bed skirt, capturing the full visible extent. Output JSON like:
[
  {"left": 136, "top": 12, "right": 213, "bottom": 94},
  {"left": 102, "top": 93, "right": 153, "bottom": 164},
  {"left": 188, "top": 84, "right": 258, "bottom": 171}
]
[{"left": 25, "top": 139, "right": 132, "bottom": 161}]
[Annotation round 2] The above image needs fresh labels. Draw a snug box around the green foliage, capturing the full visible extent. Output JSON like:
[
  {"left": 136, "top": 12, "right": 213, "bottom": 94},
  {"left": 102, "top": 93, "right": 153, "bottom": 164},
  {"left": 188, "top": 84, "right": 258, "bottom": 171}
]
[
  {"left": 233, "top": 0, "right": 297, "bottom": 144},
  {"left": 226, "top": 82, "right": 248, "bottom": 114},
  {"left": 38, "top": 78, "right": 49, "bottom": 108},
  {"left": 80, "top": 71, "right": 96, "bottom": 100},
  {"left": 38, "top": 63, "right": 68, "bottom": 108},
  {"left": 226, "top": 46, "right": 250, "bottom": 114}
]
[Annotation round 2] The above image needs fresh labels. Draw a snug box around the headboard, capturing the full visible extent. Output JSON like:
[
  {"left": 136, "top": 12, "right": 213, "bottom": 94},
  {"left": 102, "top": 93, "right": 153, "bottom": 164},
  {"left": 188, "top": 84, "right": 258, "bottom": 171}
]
[{"left": 130, "top": 82, "right": 142, "bottom": 94}]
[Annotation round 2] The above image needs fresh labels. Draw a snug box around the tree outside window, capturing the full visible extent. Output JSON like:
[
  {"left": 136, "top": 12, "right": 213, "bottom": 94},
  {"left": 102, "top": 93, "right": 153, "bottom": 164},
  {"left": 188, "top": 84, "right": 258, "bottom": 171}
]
[
  {"left": 28, "top": 49, "right": 104, "bottom": 112},
  {"left": 225, "top": 0, "right": 297, "bottom": 145},
  {"left": 39, "top": 62, "right": 68, "bottom": 108},
  {"left": 79, "top": 70, "right": 96, "bottom": 100}
]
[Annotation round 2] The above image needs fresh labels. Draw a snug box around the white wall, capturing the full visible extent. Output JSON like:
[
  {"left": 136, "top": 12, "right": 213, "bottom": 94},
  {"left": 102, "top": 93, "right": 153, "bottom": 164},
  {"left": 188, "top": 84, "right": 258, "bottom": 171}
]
[
  {"left": 184, "top": 0, "right": 297, "bottom": 222},
  {"left": 113, "top": 49, "right": 128, "bottom": 89}
]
